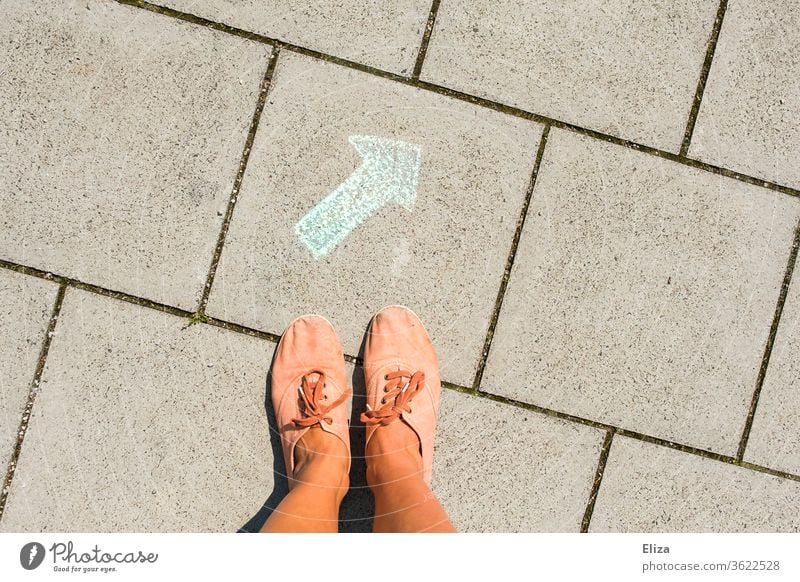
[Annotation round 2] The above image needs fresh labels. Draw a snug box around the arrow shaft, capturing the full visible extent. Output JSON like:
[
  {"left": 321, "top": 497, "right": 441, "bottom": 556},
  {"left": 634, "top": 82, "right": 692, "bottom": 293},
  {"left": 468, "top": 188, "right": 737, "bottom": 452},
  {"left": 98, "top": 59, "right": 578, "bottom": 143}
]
[{"left": 295, "top": 162, "right": 387, "bottom": 258}]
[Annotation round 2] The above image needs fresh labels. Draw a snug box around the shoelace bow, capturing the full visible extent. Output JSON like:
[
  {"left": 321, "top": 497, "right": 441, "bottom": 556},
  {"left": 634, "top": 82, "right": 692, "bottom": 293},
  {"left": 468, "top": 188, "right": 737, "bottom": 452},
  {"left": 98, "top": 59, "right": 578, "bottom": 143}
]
[
  {"left": 291, "top": 371, "right": 351, "bottom": 427},
  {"left": 360, "top": 369, "right": 425, "bottom": 426}
]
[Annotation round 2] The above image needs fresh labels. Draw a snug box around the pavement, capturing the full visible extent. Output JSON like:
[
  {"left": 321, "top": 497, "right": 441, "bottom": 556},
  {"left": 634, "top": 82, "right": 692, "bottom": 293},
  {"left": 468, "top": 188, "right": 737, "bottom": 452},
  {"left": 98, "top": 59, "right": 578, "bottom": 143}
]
[{"left": 1, "top": 0, "right": 799, "bottom": 532}]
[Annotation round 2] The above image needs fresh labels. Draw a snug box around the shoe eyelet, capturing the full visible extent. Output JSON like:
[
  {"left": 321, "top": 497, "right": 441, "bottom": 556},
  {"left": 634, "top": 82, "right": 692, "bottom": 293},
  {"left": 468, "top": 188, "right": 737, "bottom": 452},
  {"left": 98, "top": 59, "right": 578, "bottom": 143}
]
[
  {"left": 380, "top": 398, "right": 386, "bottom": 404},
  {"left": 384, "top": 374, "right": 389, "bottom": 380},
  {"left": 383, "top": 386, "right": 389, "bottom": 393}
]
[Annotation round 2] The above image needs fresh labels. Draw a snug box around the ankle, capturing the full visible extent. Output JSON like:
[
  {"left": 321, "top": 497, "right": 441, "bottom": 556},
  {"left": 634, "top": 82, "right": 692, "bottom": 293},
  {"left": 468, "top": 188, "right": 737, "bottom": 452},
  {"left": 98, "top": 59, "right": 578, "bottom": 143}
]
[
  {"left": 292, "top": 427, "right": 350, "bottom": 496},
  {"left": 366, "top": 421, "right": 424, "bottom": 488}
]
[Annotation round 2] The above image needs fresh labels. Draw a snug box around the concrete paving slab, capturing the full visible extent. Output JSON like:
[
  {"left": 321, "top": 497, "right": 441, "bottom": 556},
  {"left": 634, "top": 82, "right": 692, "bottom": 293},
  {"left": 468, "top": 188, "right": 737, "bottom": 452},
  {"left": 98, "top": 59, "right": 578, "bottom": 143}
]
[
  {"left": 0, "top": 290, "right": 274, "bottom": 532},
  {"left": 0, "top": 271, "right": 58, "bottom": 475},
  {"left": 432, "top": 390, "right": 604, "bottom": 532},
  {"left": 591, "top": 436, "right": 800, "bottom": 532},
  {"left": 744, "top": 272, "right": 800, "bottom": 475},
  {"left": 0, "top": 0, "right": 270, "bottom": 310},
  {"left": 206, "top": 52, "right": 543, "bottom": 387},
  {"left": 421, "top": 0, "right": 718, "bottom": 151},
  {"left": 156, "top": 0, "right": 431, "bottom": 75},
  {"left": 689, "top": 0, "right": 800, "bottom": 189},
  {"left": 481, "top": 129, "right": 800, "bottom": 455}
]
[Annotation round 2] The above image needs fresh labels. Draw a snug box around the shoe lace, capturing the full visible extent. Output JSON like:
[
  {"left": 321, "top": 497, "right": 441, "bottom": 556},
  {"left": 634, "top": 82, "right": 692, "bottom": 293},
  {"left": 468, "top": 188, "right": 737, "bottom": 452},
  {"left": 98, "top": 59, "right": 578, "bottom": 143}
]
[
  {"left": 360, "top": 369, "right": 425, "bottom": 426},
  {"left": 292, "top": 370, "right": 351, "bottom": 427}
]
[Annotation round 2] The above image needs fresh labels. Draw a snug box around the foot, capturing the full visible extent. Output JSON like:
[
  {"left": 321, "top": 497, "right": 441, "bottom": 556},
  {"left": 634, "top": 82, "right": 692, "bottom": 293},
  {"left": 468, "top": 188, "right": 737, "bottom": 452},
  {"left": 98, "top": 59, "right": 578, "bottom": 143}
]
[
  {"left": 271, "top": 315, "right": 352, "bottom": 485},
  {"left": 361, "top": 306, "right": 441, "bottom": 486}
]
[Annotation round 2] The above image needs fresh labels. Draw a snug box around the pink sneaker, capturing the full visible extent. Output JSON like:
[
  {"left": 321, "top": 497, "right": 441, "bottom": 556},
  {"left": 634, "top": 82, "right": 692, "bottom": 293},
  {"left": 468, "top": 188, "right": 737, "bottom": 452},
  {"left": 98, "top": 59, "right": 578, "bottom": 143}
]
[
  {"left": 361, "top": 306, "right": 441, "bottom": 485},
  {"left": 271, "top": 315, "right": 351, "bottom": 483}
]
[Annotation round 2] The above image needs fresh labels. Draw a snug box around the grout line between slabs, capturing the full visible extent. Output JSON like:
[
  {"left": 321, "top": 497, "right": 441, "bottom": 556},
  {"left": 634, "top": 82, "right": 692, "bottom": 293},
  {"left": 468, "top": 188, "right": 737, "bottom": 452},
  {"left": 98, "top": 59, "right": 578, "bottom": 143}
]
[
  {"left": 736, "top": 216, "right": 800, "bottom": 461},
  {"left": 471, "top": 125, "right": 550, "bottom": 391},
  {"left": 198, "top": 48, "right": 281, "bottom": 313},
  {"left": 581, "top": 430, "right": 615, "bottom": 533},
  {"left": 112, "top": 0, "right": 800, "bottom": 202},
  {"left": 411, "top": 0, "right": 442, "bottom": 79},
  {"left": 443, "top": 381, "right": 800, "bottom": 484},
  {"left": 3, "top": 259, "right": 800, "bottom": 487},
  {"left": 0, "top": 259, "right": 283, "bottom": 344},
  {"left": 679, "top": 0, "right": 728, "bottom": 157},
  {"left": 0, "top": 260, "right": 196, "bottom": 320},
  {"left": 0, "top": 284, "right": 67, "bottom": 522}
]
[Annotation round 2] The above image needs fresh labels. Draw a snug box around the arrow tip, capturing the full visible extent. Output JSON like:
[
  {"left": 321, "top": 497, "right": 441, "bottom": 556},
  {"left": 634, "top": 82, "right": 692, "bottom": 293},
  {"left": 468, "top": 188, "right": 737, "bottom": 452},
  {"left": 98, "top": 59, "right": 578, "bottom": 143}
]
[{"left": 349, "top": 135, "right": 421, "bottom": 210}]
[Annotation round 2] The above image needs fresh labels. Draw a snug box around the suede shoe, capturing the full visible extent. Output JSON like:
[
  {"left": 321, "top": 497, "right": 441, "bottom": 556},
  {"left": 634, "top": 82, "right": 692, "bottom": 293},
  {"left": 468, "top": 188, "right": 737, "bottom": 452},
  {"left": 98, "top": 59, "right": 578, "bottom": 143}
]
[
  {"left": 271, "top": 315, "right": 351, "bottom": 483},
  {"left": 361, "top": 306, "right": 441, "bottom": 485}
]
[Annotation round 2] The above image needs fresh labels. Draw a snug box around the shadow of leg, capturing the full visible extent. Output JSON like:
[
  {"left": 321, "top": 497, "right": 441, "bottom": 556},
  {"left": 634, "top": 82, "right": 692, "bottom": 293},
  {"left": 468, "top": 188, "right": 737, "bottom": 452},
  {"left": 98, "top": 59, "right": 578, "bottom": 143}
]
[
  {"left": 238, "top": 356, "right": 290, "bottom": 532},
  {"left": 338, "top": 360, "right": 374, "bottom": 532}
]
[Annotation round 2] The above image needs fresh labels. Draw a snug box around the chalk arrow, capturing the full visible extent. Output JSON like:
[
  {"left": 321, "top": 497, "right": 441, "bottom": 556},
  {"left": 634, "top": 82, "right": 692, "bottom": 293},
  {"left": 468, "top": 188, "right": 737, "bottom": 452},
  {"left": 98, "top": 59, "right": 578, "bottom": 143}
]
[{"left": 295, "top": 135, "right": 422, "bottom": 259}]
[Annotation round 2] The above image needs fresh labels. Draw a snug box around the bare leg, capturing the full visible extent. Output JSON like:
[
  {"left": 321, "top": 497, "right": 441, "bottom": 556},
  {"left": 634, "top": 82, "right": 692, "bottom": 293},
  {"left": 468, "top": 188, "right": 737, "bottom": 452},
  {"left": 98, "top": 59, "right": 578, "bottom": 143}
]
[
  {"left": 261, "top": 427, "right": 349, "bottom": 532},
  {"left": 367, "top": 421, "right": 455, "bottom": 532}
]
